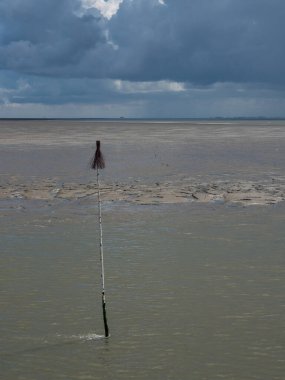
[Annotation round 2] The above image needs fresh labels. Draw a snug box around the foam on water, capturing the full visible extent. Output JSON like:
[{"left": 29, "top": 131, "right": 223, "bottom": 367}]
[{"left": 68, "top": 333, "right": 106, "bottom": 341}]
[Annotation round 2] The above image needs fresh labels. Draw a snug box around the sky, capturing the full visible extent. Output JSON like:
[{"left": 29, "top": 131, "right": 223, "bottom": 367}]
[{"left": 0, "top": 0, "right": 284, "bottom": 118}]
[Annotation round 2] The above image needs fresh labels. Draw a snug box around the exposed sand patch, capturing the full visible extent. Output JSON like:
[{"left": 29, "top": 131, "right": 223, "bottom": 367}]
[{"left": 1, "top": 177, "right": 285, "bottom": 207}]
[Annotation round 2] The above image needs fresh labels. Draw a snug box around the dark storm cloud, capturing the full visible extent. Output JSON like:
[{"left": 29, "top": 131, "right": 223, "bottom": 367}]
[
  {"left": 0, "top": 0, "right": 284, "bottom": 86},
  {"left": 0, "top": 0, "right": 107, "bottom": 76},
  {"left": 109, "top": 0, "right": 285, "bottom": 85}
]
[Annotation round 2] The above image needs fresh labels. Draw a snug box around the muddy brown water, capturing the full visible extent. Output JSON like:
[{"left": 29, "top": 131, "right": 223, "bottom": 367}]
[{"left": 1, "top": 120, "right": 285, "bottom": 379}]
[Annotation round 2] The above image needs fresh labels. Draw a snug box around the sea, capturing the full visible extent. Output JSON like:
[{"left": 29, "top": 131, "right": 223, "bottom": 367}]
[{"left": 1, "top": 119, "right": 285, "bottom": 380}]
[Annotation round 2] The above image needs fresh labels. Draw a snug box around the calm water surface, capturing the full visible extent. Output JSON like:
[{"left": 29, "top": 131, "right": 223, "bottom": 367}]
[
  {"left": 1, "top": 120, "right": 285, "bottom": 379},
  {"left": 1, "top": 202, "right": 285, "bottom": 380}
]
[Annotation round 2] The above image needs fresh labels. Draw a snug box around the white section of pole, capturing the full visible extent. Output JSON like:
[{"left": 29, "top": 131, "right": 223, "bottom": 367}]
[{"left": 96, "top": 166, "right": 109, "bottom": 337}]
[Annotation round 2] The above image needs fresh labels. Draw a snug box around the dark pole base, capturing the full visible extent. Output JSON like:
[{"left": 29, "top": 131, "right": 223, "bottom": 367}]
[{"left": 102, "top": 299, "right": 109, "bottom": 338}]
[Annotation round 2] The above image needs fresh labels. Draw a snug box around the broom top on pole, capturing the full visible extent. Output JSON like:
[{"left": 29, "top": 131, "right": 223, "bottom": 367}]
[{"left": 91, "top": 140, "right": 105, "bottom": 170}]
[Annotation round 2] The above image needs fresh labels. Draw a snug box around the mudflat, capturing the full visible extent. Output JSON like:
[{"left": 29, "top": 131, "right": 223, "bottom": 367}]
[{"left": 1, "top": 119, "right": 285, "bottom": 209}]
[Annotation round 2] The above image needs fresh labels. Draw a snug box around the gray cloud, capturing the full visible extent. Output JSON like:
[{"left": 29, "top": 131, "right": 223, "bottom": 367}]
[
  {"left": 0, "top": 0, "right": 285, "bottom": 117},
  {"left": 1, "top": 0, "right": 284, "bottom": 85},
  {"left": 108, "top": 0, "right": 285, "bottom": 85},
  {"left": 1, "top": 69, "right": 285, "bottom": 119},
  {"left": 0, "top": 0, "right": 107, "bottom": 76}
]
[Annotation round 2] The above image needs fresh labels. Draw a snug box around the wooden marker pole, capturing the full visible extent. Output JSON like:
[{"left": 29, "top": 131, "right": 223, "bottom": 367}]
[{"left": 91, "top": 141, "right": 109, "bottom": 338}]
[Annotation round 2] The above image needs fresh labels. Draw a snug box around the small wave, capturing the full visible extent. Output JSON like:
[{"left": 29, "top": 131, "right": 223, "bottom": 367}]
[{"left": 3, "top": 333, "right": 105, "bottom": 358}]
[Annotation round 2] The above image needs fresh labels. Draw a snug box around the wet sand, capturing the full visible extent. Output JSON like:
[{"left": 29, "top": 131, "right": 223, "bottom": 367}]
[{"left": 1, "top": 175, "right": 285, "bottom": 207}]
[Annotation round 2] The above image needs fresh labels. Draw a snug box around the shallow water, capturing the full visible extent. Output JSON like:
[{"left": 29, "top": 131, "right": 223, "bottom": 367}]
[
  {"left": 1, "top": 120, "right": 285, "bottom": 379},
  {"left": 1, "top": 119, "right": 285, "bottom": 183},
  {"left": 1, "top": 202, "right": 285, "bottom": 380}
]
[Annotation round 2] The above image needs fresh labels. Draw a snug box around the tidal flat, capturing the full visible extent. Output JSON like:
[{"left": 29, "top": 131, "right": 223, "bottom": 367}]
[{"left": 1, "top": 119, "right": 285, "bottom": 380}]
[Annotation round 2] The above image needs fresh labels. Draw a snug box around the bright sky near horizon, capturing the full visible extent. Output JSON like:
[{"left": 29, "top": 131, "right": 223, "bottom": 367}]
[{"left": 0, "top": 0, "right": 284, "bottom": 118}]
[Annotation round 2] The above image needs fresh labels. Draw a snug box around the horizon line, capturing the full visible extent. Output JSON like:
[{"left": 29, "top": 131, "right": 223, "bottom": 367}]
[{"left": 1, "top": 116, "right": 285, "bottom": 121}]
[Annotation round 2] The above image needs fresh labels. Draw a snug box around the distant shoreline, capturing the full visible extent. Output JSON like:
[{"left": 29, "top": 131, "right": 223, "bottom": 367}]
[{"left": 1, "top": 117, "right": 285, "bottom": 121}]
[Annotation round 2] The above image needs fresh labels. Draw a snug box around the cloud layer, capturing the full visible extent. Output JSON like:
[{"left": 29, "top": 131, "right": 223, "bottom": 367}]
[{"left": 0, "top": 0, "right": 285, "bottom": 117}]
